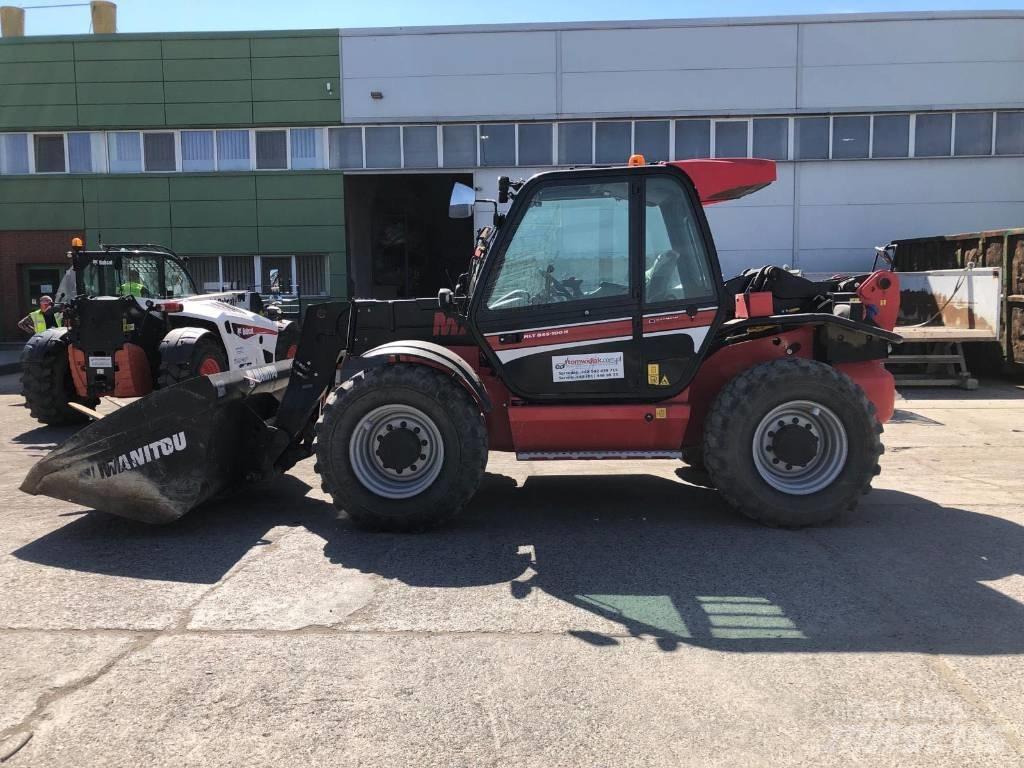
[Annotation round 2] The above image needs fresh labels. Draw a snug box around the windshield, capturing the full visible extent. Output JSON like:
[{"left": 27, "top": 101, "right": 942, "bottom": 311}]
[{"left": 78, "top": 253, "right": 198, "bottom": 299}]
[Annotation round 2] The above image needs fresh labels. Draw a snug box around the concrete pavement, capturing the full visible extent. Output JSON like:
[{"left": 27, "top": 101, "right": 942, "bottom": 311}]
[{"left": 1, "top": 373, "right": 1022, "bottom": 766}]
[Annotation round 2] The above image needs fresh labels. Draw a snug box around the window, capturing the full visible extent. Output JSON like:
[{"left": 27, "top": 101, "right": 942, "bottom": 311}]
[
  {"left": 403, "top": 126, "right": 438, "bottom": 168},
  {"left": 485, "top": 181, "right": 630, "bottom": 310},
  {"left": 634, "top": 121, "right": 669, "bottom": 162},
  {"left": 595, "top": 122, "right": 631, "bottom": 164},
  {"left": 518, "top": 123, "right": 552, "bottom": 166},
  {"left": 872, "top": 114, "right": 910, "bottom": 158},
  {"left": 34, "top": 134, "right": 65, "bottom": 173},
  {"left": 181, "top": 130, "right": 214, "bottom": 171},
  {"left": 832, "top": 116, "right": 869, "bottom": 159},
  {"left": 675, "top": 120, "right": 710, "bottom": 159},
  {"left": 188, "top": 256, "right": 222, "bottom": 292},
  {"left": 0, "top": 133, "right": 29, "bottom": 174},
  {"left": 996, "top": 112, "right": 1024, "bottom": 155},
  {"left": 558, "top": 122, "right": 593, "bottom": 165},
  {"left": 296, "top": 253, "right": 327, "bottom": 295},
  {"left": 107, "top": 132, "right": 142, "bottom": 173},
  {"left": 68, "top": 132, "right": 106, "bottom": 173},
  {"left": 256, "top": 130, "right": 287, "bottom": 169},
  {"left": 260, "top": 255, "right": 293, "bottom": 294},
  {"left": 143, "top": 132, "right": 176, "bottom": 171},
  {"left": 329, "top": 127, "right": 363, "bottom": 168},
  {"left": 914, "top": 113, "right": 952, "bottom": 157},
  {"left": 644, "top": 176, "right": 714, "bottom": 304},
  {"left": 954, "top": 112, "right": 993, "bottom": 156},
  {"left": 290, "top": 127, "right": 324, "bottom": 169},
  {"left": 365, "top": 126, "right": 401, "bottom": 168},
  {"left": 795, "top": 117, "right": 829, "bottom": 160},
  {"left": 163, "top": 258, "right": 195, "bottom": 298},
  {"left": 442, "top": 124, "right": 476, "bottom": 167},
  {"left": 479, "top": 123, "right": 514, "bottom": 166},
  {"left": 221, "top": 254, "right": 254, "bottom": 290},
  {"left": 714, "top": 121, "right": 748, "bottom": 158},
  {"left": 752, "top": 118, "right": 788, "bottom": 160},
  {"left": 217, "top": 130, "right": 250, "bottom": 171}
]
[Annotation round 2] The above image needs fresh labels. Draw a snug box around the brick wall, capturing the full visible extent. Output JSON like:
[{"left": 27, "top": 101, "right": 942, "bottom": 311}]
[{"left": 0, "top": 230, "right": 81, "bottom": 341}]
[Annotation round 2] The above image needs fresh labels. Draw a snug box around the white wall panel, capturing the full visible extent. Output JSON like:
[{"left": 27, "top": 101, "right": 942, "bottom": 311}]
[
  {"left": 801, "top": 18, "right": 1024, "bottom": 66},
  {"left": 561, "top": 25, "right": 796, "bottom": 71},
  {"left": 717, "top": 250, "right": 795, "bottom": 276},
  {"left": 800, "top": 61, "right": 1024, "bottom": 110},
  {"left": 343, "top": 74, "right": 557, "bottom": 121},
  {"left": 342, "top": 31, "right": 556, "bottom": 77},
  {"left": 705, "top": 205, "right": 794, "bottom": 252},
  {"left": 562, "top": 68, "right": 796, "bottom": 115}
]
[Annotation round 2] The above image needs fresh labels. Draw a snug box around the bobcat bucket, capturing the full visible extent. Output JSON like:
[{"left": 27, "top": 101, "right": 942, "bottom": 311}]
[{"left": 21, "top": 361, "right": 293, "bottom": 524}]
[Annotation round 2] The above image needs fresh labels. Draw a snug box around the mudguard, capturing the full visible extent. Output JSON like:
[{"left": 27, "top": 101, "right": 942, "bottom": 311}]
[
  {"left": 347, "top": 339, "right": 492, "bottom": 412},
  {"left": 158, "top": 326, "right": 216, "bottom": 366}
]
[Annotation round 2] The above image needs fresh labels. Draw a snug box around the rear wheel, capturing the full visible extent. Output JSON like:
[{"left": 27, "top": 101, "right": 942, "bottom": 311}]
[
  {"left": 21, "top": 330, "right": 97, "bottom": 425},
  {"left": 703, "top": 358, "right": 883, "bottom": 527},
  {"left": 314, "top": 364, "right": 488, "bottom": 532},
  {"left": 156, "top": 333, "right": 227, "bottom": 388}
]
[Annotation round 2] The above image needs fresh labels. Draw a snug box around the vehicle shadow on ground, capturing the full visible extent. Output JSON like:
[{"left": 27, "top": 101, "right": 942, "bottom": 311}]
[{"left": 13, "top": 469, "right": 1024, "bottom": 654}]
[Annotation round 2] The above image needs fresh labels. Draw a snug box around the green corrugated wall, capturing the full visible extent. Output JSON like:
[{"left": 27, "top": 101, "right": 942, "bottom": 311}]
[
  {"left": 0, "top": 31, "right": 341, "bottom": 130},
  {"left": 0, "top": 172, "right": 346, "bottom": 299}
]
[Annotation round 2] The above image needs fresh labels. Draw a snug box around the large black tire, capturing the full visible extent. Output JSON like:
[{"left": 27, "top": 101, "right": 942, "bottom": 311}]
[
  {"left": 314, "top": 364, "right": 488, "bottom": 532},
  {"left": 21, "top": 329, "right": 97, "bottom": 425},
  {"left": 156, "top": 332, "right": 228, "bottom": 388},
  {"left": 703, "top": 358, "right": 883, "bottom": 527},
  {"left": 680, "top": 446, "right": 706, "bottom": 472}
]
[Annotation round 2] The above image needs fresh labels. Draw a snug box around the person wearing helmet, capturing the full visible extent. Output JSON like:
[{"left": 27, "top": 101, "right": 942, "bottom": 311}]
[{"left": 18, "top": 295, "right": 62, "bottom": 336}]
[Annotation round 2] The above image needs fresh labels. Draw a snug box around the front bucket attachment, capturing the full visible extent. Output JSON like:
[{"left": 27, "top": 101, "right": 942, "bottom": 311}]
[{"left": 21, "top": 363, "right": 291, "bottom": 524}]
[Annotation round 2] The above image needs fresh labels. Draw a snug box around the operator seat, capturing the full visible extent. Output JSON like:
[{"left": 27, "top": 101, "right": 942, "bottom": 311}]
[{"left": 645, "top": 250, "right": 680, "bottom": 303}]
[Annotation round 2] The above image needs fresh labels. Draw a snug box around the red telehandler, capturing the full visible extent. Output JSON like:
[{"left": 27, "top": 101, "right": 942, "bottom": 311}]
[{"left": 22, "top": 157, "right": 902, "bottom": 531}]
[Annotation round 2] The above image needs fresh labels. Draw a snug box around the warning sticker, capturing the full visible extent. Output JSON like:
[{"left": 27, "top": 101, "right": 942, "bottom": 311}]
[
  {"left": 647, "top": 363, "right": 660, "bottom": 385},
  {"left": 552, "top": 351, "right": 624, "bottom": 382}
]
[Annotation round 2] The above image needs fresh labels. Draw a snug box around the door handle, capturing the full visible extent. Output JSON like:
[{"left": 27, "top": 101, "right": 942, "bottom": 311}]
[{"left": 497, "top": 332, "right": 523, "bottom": 344}]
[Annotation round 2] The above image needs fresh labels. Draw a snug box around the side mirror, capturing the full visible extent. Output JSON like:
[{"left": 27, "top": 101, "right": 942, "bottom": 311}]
[
  {"left": 448, "top": 182, "right": 475, "bottom": 219},
  {"left": 498, "top": 176, "right": 510, "bottom": 204}
]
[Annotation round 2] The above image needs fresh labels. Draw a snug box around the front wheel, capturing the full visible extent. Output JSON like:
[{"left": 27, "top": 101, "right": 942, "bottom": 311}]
[
  {"left": 314, "top": 364, "right": 488, "bottom": 532},
  {"left": 703, "top": 358, "right": 883, "bottom": 527},
  {"left": 156, "top": 332, "right": 228, "bottom": 388},
  {"left": 21, "top": 329, "right": 97, "bottom": 425}
]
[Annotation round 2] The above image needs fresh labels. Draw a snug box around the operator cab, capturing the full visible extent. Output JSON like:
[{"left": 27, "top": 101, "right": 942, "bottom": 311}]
[{"left": 451, "top": 160, "right": 724, "bottom": 402}]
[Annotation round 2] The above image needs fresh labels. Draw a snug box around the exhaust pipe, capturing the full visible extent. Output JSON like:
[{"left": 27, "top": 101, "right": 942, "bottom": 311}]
[{"left": 22, "top": 361, "right": 292, "bottom": 523}]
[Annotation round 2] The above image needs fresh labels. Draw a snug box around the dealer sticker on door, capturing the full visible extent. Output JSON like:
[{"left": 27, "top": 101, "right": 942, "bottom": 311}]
[{"left": 551, "top": 351, "right": 624, "bottom": 382}]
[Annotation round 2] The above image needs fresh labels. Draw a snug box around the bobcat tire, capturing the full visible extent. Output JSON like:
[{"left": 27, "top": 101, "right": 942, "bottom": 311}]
[
  {"left": 20, "top": 329, "right": 96, "bottom": 426},
  {"left": 156, "top": 331, "right": 228, "bottom": 388},
  {"left": 703, "top": 358, "right": 883, "bottom": 527},
  {"left": 314, "top": 364, "right": 488, "bottom": 532}
]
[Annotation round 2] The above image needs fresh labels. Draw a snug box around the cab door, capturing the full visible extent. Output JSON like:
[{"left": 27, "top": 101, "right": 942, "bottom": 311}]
[
  {"left": 470, "top": 172, "right": 641, "bottom": 401},
  {"left": 638, "top": 171, "right": 725, "bottom": 397}
]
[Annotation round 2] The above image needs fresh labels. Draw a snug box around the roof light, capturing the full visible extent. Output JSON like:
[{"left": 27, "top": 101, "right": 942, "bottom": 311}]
[
  {"left": 71, "top": 237, "right": 83, "bottom": 248},
  {"left": 628, "top": 154, "right": 646, "bottom": 166}
]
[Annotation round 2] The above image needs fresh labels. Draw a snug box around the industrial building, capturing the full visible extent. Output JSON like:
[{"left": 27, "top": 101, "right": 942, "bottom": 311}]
[{"left": 0, "top": 9, "right": 1022, "bottom": 339}]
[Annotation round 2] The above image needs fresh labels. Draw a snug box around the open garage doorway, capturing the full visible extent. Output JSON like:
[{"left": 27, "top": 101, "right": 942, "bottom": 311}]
[{"left": 344, "top": 173, "right": 475, "bottom": 299}]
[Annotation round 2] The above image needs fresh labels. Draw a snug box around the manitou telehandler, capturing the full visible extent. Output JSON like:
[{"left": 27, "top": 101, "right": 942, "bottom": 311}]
[{"left": 22, "top": 157, "right": 902, "bottom": 530}]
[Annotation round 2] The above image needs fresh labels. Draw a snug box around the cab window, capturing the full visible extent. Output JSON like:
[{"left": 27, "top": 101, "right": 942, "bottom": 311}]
[
  {"left": 643, "top": 176, "right": 715, "bottom": 304},
  {"left": 163, "top": 259, "right": 196, "bottom": 298},
  {"left": 485, "top": 181, "right": 630, "bottom": 310}
]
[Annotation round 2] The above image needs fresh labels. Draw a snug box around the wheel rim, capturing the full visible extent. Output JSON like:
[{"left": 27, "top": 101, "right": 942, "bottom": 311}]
[
  {"left": 349, "top": 404, "right": 445, "bottom": 499},
  {"left": 751, "top": 400, "right": 848, "bottom": 496},
  {"left": 197, "top": 357, "right": 222, "bottom": 376}
]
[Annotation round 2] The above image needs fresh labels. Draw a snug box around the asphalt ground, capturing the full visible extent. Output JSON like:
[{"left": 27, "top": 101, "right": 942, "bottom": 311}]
[{"left": 1, "top": 372, "right": 1022, "bottom": 767}]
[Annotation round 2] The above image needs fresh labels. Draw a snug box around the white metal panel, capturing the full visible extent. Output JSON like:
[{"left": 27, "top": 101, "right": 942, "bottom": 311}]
[
  {"left": 897, "top": 267, "right": 1001, "bottom": 338},
  {"left": 341, "top": 31, "right": 556, "bottom": 77},
  {"left": 562, "top": 68, "right": 796, "bottom": 115},
  {"left": 705, "top": 205, "right": 794, "bottom": 252},
  {"left": 801, "top": 18, "right": 1024, "bottom": 66},
  {"left": 799, "top": 201, "right": 1024, "bottom": 251},
  {"left": 800, "top": 61, "right": 1024, "bottom": 110},
  {"left": 797, "top": 158, "right": 1024, "bottom": 205},
  {"left": 560, "top": 25, "right": 797, "bottom": 71},
  {"left": 343, "top": 74, "right": 557, "bottom": 121}
]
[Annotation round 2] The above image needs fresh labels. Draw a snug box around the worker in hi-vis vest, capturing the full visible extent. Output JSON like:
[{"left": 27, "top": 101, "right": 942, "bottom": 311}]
[
  {"left": 18, "top": 295, "right": 62, "bottom": 336},
  {"left": 118, "top": 268, "right": 150, "bottom": 298}
]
